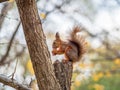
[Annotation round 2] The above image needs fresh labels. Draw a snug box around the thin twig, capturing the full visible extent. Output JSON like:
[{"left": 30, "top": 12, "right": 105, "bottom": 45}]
[
  {"left": 0, "top": 46, "right": 26, "bottom": 66},
  {"left": 0, "top": 2, "right": 14, "bottom": 29},
  {"left": 0, "top": 22, "right": 21, "bottom": 65},
  {"left": 11, "top": 58, "right": 19, "bottom": 80}
]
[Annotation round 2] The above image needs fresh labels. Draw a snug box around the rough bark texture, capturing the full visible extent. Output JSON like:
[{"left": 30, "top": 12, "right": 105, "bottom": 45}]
[
  {"left": 15, "top": 0, "right": 61, "bottom": 90},
  {"left": 54, "top": 60, "right": 73, "bottom": 90}
]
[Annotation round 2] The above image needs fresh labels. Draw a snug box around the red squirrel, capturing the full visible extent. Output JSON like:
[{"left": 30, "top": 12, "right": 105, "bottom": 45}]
[{"left": 52, "top": 26, "right": 87, "bottom": 63}]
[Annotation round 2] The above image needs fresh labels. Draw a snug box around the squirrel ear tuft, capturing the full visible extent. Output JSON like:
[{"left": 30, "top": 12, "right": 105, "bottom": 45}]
[{"left": 55, "top": 32, "right": 60, "bottom": 39}]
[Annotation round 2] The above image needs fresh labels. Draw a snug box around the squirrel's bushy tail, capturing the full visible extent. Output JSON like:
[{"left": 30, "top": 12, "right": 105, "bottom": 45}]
[{"left": 69, "top": 26, "right": 87, "bottom": 60}]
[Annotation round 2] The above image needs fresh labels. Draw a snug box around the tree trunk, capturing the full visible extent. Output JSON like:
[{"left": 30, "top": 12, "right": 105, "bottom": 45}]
[
  {"left": 15, "top": 0, "right": 61, "bottom": 90},
  {"left": 54, "top": 60, "right": 73, "bottom": 90}
]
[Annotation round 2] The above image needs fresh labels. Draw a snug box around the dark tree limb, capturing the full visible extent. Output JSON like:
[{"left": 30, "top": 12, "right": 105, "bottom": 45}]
[
  {"left": 0, "top": 74, "right": 31, "bottom": 90},
  {"left": 0, "top": 0, "right": 9, "bottom": 3},
  {"left": 53, "top": 60, "right": 73, "bottom": 90}
]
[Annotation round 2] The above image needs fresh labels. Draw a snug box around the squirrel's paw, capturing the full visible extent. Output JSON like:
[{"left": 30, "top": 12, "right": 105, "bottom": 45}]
[{"left": 62, "top": 59, "right": 69, "bottom": 63}]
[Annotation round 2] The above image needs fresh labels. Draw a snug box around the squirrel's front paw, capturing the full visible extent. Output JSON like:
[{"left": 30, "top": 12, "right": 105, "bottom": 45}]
[{"left": 62, "top": 59, "right": 69, "bottom": 63}]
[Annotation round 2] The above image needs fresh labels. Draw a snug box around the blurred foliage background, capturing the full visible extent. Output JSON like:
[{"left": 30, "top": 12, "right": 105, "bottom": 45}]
[{"left": 0, "top": 0, "right": 120, "bottom": 90}]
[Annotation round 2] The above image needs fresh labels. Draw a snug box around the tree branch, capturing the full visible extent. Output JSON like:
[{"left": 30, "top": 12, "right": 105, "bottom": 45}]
[
  {"left": 0, "top": 74, "right": 31, "bottom": 90},
  {"left": 0, "top": 0, "right": 9, "bottom": 3},
  {"left": 0, "top": 22, "right": 21, "bottom": 65},
  {"left": 0, "top": 2, "right": 13, "bottom": 29}
]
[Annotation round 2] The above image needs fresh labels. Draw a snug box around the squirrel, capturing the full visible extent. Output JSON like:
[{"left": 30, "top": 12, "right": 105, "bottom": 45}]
[{"left": 52, "top": 26, "right": 87, "bottom": 63}]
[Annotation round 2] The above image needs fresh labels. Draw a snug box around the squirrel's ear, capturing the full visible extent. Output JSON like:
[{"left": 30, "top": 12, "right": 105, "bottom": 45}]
[{"left": 55, "top": 32, "right": 60, "bottom": 39}]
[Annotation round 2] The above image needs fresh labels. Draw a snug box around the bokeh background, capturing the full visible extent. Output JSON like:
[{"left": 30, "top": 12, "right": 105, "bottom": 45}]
[{"left": 0, "top": 0, "right": 120, "bottom": 90}]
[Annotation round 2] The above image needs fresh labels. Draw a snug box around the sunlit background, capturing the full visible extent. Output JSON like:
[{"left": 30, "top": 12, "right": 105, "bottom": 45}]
[{"left": 0, "top": 0, "right": 120, "bottom": 90}]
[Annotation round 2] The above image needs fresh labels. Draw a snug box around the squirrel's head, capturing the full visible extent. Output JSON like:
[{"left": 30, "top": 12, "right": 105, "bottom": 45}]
[
  {"left": 55, "top": 32, "right": 60, "bottom": 40},
  {"left": 52, "top": 32, "right": 62, "bottom": 48},
  {"left": 52, "top": 32, "right": 62, "bottom": 55}
]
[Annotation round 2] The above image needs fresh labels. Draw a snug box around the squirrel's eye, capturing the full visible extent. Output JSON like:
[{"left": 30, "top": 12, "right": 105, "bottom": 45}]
[{"left": 53, "top": 42, "right": 56, "bottom": 45}]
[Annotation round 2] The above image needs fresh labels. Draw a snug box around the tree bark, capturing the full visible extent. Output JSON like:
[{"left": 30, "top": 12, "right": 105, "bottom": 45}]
[
  {"left": 15, "top": 0, "right": 61, "bottom": 90},
  {"left": 54, "top": 60, "right": 73, "bottom": 90}
]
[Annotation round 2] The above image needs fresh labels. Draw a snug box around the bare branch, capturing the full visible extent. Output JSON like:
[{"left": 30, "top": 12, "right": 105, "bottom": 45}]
[
  {"left": 0, "top": 0, "right": 9, "bottom": 3},
  {"left": 0, "top": 74, "right": 31, "bottom": 90},
  {"left": 11, "top": 58, "right": 19, "bottom": 80},
  {"left": 0, "top": 22, "right": 21, "bottom": 65},
  {"left": 0, "top": 2, "right": 14, "bottom": 29},
  {"left": 0, "top": 45, "right": 26, "bottom": 66}
]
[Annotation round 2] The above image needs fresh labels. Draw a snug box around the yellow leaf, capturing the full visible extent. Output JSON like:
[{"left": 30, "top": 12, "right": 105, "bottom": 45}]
[
  {"left": 79, "top": 63, "right": 85, "bottom": 68},
  {"left": 40, "top": 13, "right": 46, "bottom": 19},
  {"left": 26, "top": 60, "right": 34, "bottom": 75},
  {"left": 92, "top": 72, "right": 104, "bottom": 82},
  {"left": 93, "top": 84, "right": 104, "bottom": 90},
  {"left": 98, "top": 72, "right": 104, "bottom": 78},
  {"left": 9, "top": 0, "right": 14, "bottom": 2},
  {"left": 75, "top": 80, "right": 81, "bottom": 87},
  {"left": 114, "top": 58, "right": 120, "bottom": 65},
  {"left": 72, "top": 73, "right": 78, "bottom": 80},
  {"left": 71, "top": 85, "right": 75, "bottom": 90},
  {"left": 92, "top": 74, "right": 99, "bottom": 82},
  {"left": 106, "top": 72, "right": 111, "bottom": 78}
]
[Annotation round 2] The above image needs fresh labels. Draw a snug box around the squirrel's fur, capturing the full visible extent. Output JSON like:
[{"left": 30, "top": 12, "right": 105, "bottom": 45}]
[{"left": 52, "top": 26, "right": 87, "bottom": 62}]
